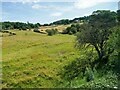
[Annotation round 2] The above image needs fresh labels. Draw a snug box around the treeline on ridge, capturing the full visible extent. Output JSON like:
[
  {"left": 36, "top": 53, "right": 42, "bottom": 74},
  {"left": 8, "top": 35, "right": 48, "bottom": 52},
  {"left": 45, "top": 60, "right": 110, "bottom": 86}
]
[
  {"left": 0, "top": 22, "right": 41, "bottom": 30},
  {"left": 0, "top": 16, "right": 90, "bottom": 30}
]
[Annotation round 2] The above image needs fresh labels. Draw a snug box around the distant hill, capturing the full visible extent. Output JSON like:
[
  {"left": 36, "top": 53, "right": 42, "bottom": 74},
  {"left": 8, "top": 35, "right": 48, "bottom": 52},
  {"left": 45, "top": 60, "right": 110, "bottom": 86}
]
[
  {"left": 0, "top": 16, "right": 90, "bottom": 30},
  {"left": 48, "top": 16, "right": 89, "bottom": 26}
]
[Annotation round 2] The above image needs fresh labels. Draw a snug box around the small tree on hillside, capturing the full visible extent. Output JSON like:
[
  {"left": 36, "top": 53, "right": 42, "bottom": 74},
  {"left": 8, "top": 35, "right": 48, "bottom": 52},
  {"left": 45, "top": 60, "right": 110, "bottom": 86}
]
[
  {"left": 46, "top": 29, "right": 58, "bottom": 36},
  {"left": 62, "top": 26, "right": 77, "bottom": 35}
]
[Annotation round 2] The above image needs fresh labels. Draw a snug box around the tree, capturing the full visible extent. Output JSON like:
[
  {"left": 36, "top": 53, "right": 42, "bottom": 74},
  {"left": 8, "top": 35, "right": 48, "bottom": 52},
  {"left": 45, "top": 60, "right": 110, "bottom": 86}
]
[
  {"left": 76, "top": 10, "right": 117, "bottom": 65},
  {"left": 1, "top": 22, "right": 41, "bottom": 30},
  {"left": 50, "top": 19, "right": 70, "bottom": 25},
  {"left": 62, "top": 24, "right": 77, "bottom": 35},
  {"left": 75, "top": 24, "right": 81, "bottom": 32}
]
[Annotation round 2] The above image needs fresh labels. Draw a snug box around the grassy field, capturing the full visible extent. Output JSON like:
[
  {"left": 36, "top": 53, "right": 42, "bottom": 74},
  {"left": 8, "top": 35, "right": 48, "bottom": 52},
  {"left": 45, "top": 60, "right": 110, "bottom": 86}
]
[
  {"left": 40, "top": 25, "right": 71, "bottom": 32},
  {"left": 2, "top": 30, "right": 80, "bottom": 88}
]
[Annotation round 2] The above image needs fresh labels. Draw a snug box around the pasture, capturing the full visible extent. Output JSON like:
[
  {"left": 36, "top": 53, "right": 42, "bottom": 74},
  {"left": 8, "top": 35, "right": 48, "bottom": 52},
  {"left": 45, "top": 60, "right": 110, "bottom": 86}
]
[
  {"left": 2, "top": 30, "right": 80, "bottom": 88},
  {"left": 40, "top": 25, "right": 71, "bottom": 33}
]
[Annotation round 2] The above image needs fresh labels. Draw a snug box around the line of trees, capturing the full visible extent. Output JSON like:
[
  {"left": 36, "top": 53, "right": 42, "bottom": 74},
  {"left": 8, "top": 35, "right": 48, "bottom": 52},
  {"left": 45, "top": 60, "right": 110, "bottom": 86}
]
[
  {"left": 47, "top": 16, "right": 89, "bottom": 26},
  {"left": 1, "top": 22, "right": 41, "bottom": 30}
]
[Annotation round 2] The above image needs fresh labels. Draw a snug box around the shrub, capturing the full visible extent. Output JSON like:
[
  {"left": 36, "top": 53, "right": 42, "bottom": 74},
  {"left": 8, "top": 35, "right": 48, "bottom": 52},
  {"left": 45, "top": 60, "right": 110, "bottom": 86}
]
[
  {"left": 21, "top": 26, "right": 27, "bottom": 30},
  {"left": 60, "top": 58, "right": 90, "bottom": 81},
  {"left": 1, "top": 30, "right": 9, "bottom": 33},
  {"left": 62, "top": 26, "right": 77, "bottom": 35},
  {"left": 9, "top": 32, "right": 16, "bottom": 36},
  {"left": 46, "top": 29, "right": 58, "bottom": 36},
  {"left": 33, "top": 28, "right": 40, "bottom": 33}
]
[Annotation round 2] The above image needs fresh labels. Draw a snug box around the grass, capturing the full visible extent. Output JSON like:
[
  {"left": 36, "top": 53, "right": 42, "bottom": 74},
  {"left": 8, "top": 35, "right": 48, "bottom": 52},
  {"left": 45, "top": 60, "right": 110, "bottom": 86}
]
[
  {"left": 2, "top": 30, "right": 80, "bottom": 88},
  {"left": 40, "top": 24, "right": 71, "bottom": 33}
]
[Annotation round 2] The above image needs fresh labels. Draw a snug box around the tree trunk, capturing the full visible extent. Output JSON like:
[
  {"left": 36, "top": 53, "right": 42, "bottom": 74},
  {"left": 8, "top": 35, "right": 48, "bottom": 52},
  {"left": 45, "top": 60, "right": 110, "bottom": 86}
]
[{"left": 94, "top": 45, "right": 103, "bottom": 60}]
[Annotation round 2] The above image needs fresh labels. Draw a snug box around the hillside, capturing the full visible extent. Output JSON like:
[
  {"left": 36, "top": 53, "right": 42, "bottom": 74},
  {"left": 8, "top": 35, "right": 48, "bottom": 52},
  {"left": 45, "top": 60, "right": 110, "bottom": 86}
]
[{"left": 40, "top": 24, "right": 71, "bottom": 33}]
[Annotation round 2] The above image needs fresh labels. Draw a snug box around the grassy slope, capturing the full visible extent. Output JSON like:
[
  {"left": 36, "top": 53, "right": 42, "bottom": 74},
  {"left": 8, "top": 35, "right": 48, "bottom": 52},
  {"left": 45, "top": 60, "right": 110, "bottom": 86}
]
[
  {"left": 2, "top": 30, "right": 80, "bottom": 88},
  {"left": 40, "top": 25, "right": 71, "bottom": 32}
]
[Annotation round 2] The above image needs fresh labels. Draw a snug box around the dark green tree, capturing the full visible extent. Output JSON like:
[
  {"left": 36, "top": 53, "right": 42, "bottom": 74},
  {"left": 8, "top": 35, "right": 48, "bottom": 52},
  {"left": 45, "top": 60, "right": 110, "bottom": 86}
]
[{"left": 76, "top": 10, "right": 117, "bottom": 65}]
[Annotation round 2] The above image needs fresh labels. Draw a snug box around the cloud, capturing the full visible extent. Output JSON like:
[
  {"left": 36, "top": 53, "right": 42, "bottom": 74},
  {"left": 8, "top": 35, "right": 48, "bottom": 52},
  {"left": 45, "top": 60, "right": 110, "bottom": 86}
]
[
  {"left": 6, "top": 0, "right": 41, "bottom": 4},
  {"left": 83, "top": 12, "right": 92, "bottom": 16},
  {"left": 32, "top": 4, "right": 47, "bottom": 9},
  {"left": 22, "top": 0, "right": 41, "bottom": 4},
  {"left": 74, "top": 0, "right": 119, "bottom": 9},
  {"left": 3, "top": 0, "right": 41, "bottom": 2},
  {"left": 50, "top": 12, "right": 62, "bottom": 17}
]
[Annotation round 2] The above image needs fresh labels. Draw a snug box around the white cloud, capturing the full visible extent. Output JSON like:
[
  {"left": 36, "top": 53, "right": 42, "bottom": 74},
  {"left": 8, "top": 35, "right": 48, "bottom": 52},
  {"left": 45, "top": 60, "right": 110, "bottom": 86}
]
[
  {"left": 74, "top": 0, "right": 97, "bottom": 9},
  {"left": 22, "top": 0, "right": 41, "bottom": 4},
  {"left": 50, "top": 12, "right": 62, "bottom": 17},
  {"left": 74, "top": 0, "right": 119, "bottom": 9},
  {"left": 32, "top": 4, "right": 47, "bottom": 9},
  {"left": 83, "top": 12, "right": 92, "bottom": 16}
]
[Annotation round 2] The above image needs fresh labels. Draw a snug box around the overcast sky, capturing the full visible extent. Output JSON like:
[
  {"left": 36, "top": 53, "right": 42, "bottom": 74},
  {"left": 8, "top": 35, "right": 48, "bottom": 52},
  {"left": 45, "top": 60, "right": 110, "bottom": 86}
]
[{"left": 1, "top": 0, "right": 119, "bottom": 24}]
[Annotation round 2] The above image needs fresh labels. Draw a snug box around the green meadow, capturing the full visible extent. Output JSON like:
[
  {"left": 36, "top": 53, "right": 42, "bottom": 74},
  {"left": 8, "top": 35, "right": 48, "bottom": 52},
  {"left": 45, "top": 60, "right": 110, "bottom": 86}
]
[{"left": 2, "top": 30, "right": 80, "bottom": 88}]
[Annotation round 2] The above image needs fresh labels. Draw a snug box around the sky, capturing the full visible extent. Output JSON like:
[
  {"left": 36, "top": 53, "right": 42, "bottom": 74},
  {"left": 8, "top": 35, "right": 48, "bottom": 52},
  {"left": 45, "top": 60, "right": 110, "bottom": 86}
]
[{"left": 1, "top": 0, "right": 120, "bottom": 24}]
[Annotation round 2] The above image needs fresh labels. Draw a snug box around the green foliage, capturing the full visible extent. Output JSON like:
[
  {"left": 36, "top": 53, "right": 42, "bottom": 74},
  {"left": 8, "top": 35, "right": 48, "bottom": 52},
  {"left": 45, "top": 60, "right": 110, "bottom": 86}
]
[
  {"left": 79, "top": 71, "right": 118, "bottom": 89},
  {"left": 1, "top": 22, "right": 41, "bottom": 30},
  {"left": 33, "top": 28, "right": 40, "bottom": 33},
  {"left": 76, "top": 10, "right": 117, "bottom": 64},
  {"left": 46, "top": 29, "right": 58, "bottom": 36},
  {"left": 60, "top": 58, "right": 90, "bottom": 81},
  {"left": 50, "top": 16, "right": 89, "bottom": 25},
  {"left": 108, "top": 26, "right": 120, "bottom": 87},
  {"left": 62, "top": 24, "right": 80, "bottom": 34},
  {"left": 90, "top": 10, "right": 117, "bottom": 28},
  {"left": 109, "top": 26, "right": 120, "bottom": 49},
  {"left": 59, "top": 10, "right": 119, "bottom": 88},
  {"left": 50, "top": 19, "right": 70, "bottom": 25},
  {"left": 9, "top": 32, "right": 16, "bottom": 36},
  {"left": 1, "top": 30, "right": 10, "bottom": 33}
]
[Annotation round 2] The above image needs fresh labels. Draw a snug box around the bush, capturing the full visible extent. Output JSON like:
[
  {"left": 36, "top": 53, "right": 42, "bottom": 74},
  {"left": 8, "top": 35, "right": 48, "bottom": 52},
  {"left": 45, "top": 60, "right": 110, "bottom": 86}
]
[
  {"left": 46, "top": 29, "right": 58, "bottom": 36},
  {"left": 62, "top": 25, "right": 77, "bottom": 35},
  {"left": 21, "top": 26, "right": 27, "bottom": 30},
  {"left": 9, "top": 32, "right": 16, "bottom": 36},
  {"left": 1, "top": 30, "right": 9, "bottom": 33},
  {"left": 33, "top": 28, "right": 40, "bottom": 33},
  {"left": 60, "top": 58, "right": 90, "bottom": 81}
]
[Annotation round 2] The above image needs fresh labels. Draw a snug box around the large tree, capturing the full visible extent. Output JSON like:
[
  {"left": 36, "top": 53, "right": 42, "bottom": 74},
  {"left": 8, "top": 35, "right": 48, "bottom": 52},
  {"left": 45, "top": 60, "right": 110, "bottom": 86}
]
[{"left": 76, "top": 10, "right": 117, "bottom": 64}]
